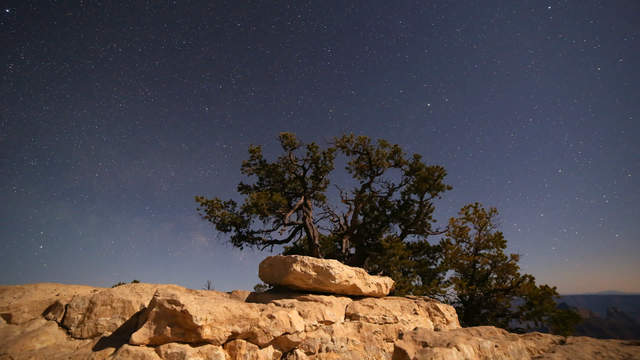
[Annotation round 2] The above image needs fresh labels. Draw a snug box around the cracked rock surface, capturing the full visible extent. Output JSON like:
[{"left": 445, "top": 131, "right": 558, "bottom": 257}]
[{"left": 1, "top": 259, "right": 638, "bottom": 360}]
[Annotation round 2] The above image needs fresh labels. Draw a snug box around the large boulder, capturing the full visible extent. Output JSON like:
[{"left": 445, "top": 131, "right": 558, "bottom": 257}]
[{"left": 258, "top": 255, "right": 394, "bottom": 297}]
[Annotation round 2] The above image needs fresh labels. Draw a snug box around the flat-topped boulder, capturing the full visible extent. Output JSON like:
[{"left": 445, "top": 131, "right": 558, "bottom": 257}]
[{"left": 259, "top": 255, "right": 395, "bottom": 297}]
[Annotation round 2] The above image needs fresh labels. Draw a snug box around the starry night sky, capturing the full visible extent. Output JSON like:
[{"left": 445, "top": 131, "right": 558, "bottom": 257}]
[{"left": 1, "top": 1, "right": 638, "bottom": 294}]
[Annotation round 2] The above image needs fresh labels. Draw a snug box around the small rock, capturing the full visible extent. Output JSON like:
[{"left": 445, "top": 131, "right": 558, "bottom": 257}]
[
  {"left": 155, "top": 342, "right": 227, "bottom": 360},
  {"left": 224, "top": 339, "right": 282, "bottom": 360},
  {"left": 43, "top": 300, "right": 65, "bottom": 323},
  {"left": 109, "top": 344, "right": 161, "bottom": 360}
]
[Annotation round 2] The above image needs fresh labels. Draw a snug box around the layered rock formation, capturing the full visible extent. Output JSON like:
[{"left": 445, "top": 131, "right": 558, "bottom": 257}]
[{"left": 0, "top": 256, "right": 638, "bottom": 359}]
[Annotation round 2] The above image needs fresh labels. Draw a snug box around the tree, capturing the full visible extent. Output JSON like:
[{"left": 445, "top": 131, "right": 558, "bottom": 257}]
[
  {"left": 323, "top": 134, "right": 451, "bottom": 270},
  {"left": 196, "top": 133, "right": 335, "bottom": 257},
  {"left": 196, "top": 132, "right": 452, "bottom": 296},
  {"left": 441, "top": 203, "right": 579, "bottom": 334}
]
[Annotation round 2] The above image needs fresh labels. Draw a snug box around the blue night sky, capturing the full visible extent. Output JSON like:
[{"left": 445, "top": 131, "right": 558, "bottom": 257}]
[{"left": 1, "top": 1, "right": 638, "bottom": 294}]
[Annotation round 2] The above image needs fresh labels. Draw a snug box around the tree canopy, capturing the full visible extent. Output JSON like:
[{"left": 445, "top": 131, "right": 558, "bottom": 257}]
[
  {"left": 442, "top": 203, "right": 580, "bottom": 332},
  {"left": 196, "top": 132, "right": 452, "bottom": 295},
  {"left": 196, "top": 132, "right": 579, "bottom": 334}
]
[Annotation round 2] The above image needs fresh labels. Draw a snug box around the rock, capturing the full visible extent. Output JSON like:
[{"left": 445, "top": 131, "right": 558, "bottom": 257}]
[
  {"left": 224, "top": 339, "right": 282, "bottom": 360},
  {"left": 0, "top": 318, "right": 100, "bottom": 360},
  {"left": 43, "top": 300, "right": 66, "bottom": 322},
  {"left": 283, "top": 349, "right": 309, "bottom": 360},
  {"left": 294, "top": 321, "right": 397, "bottom": 359},
  {"left": 62, "top": 283, "right": 181, "bottom": 339},
  {"left": 346, "top": 296, "right": 460, "bottom": 332},
  {"left": 155, "top": 342, "right": 228, "bottom": 360},
  {"left": 229, "top": 289, "right": 252, "bottom": 302},
  {"left": 258, "top": 255, "right": 394, "bottom": 297},
  {"left": 0, "top": 318, "right": 70, "bottom": 354},
  {"left": 0, "top": 283, "right": 98, "bottom": 324},
  {"left": 533, "top": 336, "right": 640, "bottom": 359},
  {"left": 392, "top": 326, "right": 558, "bottom": 360},
  {"left": 130, "top": 286, "right": 305, "bottom": 347},
  {"left": 109, "top": 344, "right": 161, "bottom": 360},
  {"left": 1, "top": 281, "right": 639, "bottom": 360},
  {"left": 247, "top": 290, "right": 353, "bottom": 329}
]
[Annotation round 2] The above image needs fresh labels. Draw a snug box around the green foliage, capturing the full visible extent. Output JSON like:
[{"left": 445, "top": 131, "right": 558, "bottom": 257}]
[
  {"left": 196, "top": 133, "right": 578, "bottom": 335},
  {"left": 441, "top": 203, "right": 578, "bottom": 334},
  {"left": 253, "top": 282, "right": 272, "bottom": 293},
  {"left": 196, "top": 132, "right": 335, "bottom": 257},
  {"left": 197, "top": 132, "right": 452, "bottom": 297},
  {"left": 111, "top": 280, "right": 140, "bottom": 288},
  {"left": 549, "top": 308, "right": 582, "bottom": 336}
]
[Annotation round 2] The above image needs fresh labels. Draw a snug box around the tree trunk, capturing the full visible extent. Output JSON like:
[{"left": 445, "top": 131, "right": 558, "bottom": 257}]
[
  {"left": 301, "top": 198, "right": 322, "bottom": 258},
  {"left": 341, "top": 235, "right": 350, "bottom": 258}
]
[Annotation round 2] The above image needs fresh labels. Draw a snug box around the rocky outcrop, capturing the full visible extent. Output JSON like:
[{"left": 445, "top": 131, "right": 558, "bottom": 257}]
[
  {"left": 392, "top": 326, "right": 640, "bottom": 360},
  {"left": 129, "top": 287, "right": 306, "bottom": 347},
  {"left": 259, "top": 255, "right": 395, "bottom": 297},
  {"left": 1, "top": 266, "right": 638, "bottom": 359},
  {"left": 0, "top": 282, "right": 97, "bottom": 324},
  {"left": 62, "top": 283, "right": 180, "bottom": 339}
]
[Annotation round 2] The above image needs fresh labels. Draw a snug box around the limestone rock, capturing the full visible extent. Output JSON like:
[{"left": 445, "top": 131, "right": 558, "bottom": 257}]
[
  {"left": 247, "top": 290, "right": 352, "bottom": 329},
  {"left": 224, "top": 339, "right": 282, "bottom": 360},
  {"left": 155, "top": 342, "right": 228, "bottom": 360},
  {"left": 533, "top": 335, "right": 640, "bottom": 359},
  {"left": 43, "top": 300, "right": 66, "bottom": 322},
  {"left": 294, "top": 321, "right": 396, "bottom": 359},
  {"left": 346, "top": 296, "right": 460, "bottom": 333},
  {"left": 130, "top": 287, "right": 305, "bottom": 347},
  {"left": 229, "top": 289, "right": 252, "bottom": 302},
  {"left": 62, "top": 283, "right": 184, "bottom": 339},
  {"left": 392, "top": 326, "right": 556, "bottom": 360},
  {"left": 0, "top": 318, "right": 100, "bottom": 360},
  {"left": 0, "top": 283, "right": 98, "bottom": 324},
  {"left": 258, "top": 255, "right": 394, "bottom": 297},
  {"left": 0, "top": 318, "right": 70, "bottom": 355},
  {"left": 1, "top": 281, "right": 639, "bottom": 360},
  {"left": 109, "top": 344, "right": 161, "bottom": 360}
]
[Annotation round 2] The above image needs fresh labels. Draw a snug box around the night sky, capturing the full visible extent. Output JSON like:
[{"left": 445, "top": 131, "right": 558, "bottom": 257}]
[{"left": 1, "top": 1, "right": 638, "bottom": 294}]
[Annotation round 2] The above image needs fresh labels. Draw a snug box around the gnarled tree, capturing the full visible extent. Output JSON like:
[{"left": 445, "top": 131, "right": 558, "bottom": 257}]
[
  {"left": 195, "top": 133, "right": 335, "bottom": 257},
  {"left": 196, "top": 133, "right": 452, "bottom": 296}
]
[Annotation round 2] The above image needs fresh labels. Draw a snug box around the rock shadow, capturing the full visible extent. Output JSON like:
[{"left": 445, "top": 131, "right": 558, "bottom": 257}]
[{"left": 92, "top": 309, "right": 145, "bottom": 351}]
